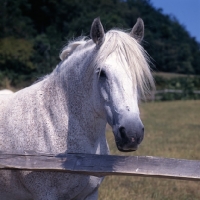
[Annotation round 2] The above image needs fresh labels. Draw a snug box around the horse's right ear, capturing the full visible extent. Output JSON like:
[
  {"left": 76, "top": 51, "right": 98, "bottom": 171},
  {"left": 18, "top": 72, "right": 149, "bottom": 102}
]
[
  {"left": 130, "top": 18, "right": 144, "bottom": 43},
  {"left": 90, "top": 17, "right": 105, "bottom": 47}
]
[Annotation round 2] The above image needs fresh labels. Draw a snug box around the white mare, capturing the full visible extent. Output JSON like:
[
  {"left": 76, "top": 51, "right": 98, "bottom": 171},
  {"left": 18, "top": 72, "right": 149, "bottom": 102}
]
[{"left": 0, "top": 18, "right": 154, "bottom": 200}]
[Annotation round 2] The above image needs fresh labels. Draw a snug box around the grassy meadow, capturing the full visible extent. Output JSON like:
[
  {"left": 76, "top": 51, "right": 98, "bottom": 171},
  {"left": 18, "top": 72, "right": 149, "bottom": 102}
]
[{"left": 99, "top": 100, "right": 200, "bottom": 200}]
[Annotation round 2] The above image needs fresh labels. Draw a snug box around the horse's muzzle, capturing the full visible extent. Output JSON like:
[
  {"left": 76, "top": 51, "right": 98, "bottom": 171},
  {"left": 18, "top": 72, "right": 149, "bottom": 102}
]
[{"left": 115, "top": 126, "right": 144, "bottom": 152}]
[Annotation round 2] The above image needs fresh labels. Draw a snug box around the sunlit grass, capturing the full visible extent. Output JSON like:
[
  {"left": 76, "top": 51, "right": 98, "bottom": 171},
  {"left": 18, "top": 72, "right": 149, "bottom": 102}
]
[{"left": 99, "top": 100, "right": 200, "bottom": 200}]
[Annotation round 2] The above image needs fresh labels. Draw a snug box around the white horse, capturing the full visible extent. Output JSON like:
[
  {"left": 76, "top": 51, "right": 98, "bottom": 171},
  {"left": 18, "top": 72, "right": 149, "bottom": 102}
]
[
  {"left": 0, "top": 18, "right": 154, "bottom": 200},
  {"left": 0, "top": 89, "right": 14, "bottom": 95}
]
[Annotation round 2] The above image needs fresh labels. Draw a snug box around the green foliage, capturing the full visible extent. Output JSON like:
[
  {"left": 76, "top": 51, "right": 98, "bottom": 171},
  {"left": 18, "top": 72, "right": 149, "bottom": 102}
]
[
  {"left": 154, "top": 75, "right": 200, "bottom": 101},
  {"left": 0, "top": 37, "right": 35, "bottom": 69},
  {"left": 0, "top": 0, "right": 200, "bottom": 88},
  {"left": 0, "top": 37, "right": 36, "bottom": 87},
  {"left": 0, "top": 0, "right": 34, "bottom": 38}
]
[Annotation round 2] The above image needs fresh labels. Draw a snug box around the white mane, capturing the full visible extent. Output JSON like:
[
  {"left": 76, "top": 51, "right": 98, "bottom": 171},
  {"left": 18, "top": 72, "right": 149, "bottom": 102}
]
[
  {"left": 60, "top": 30, "right": 155, "bottom": 98},
  {"left": 60, "top": 39, "right": 87, "bottom": 61}
]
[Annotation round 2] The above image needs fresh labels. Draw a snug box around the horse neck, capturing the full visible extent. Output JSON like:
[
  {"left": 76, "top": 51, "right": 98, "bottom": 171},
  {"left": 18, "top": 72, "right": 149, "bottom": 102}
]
[{"left": 52, "top": 53, "right": 108, "bottom": 154}]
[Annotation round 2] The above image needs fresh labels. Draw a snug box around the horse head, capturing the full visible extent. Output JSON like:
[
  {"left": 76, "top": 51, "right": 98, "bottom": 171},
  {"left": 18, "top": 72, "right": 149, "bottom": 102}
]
[{"left": 90, "top": 18, "right": 154, "bottom": 152}]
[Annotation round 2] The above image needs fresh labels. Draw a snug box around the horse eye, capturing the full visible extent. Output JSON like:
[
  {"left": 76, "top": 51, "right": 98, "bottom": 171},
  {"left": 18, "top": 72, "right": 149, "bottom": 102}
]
[{"left": 99, "top": 70, "right": 107, "bottom": 78}]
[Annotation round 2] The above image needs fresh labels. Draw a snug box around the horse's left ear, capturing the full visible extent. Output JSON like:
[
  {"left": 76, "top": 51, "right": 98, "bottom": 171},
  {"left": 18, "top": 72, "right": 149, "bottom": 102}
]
[
  {"left": 130, "top": 18, "right": 144, "bottom": 43},
  {"left": 90, "top": 17, "right": 105, "bottom": 47}
]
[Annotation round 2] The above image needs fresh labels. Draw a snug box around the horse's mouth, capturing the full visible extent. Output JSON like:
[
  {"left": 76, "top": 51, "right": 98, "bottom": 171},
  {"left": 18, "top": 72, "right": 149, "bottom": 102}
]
[{"left": 116, "top": 144, "right": 138, "bottom": 152}]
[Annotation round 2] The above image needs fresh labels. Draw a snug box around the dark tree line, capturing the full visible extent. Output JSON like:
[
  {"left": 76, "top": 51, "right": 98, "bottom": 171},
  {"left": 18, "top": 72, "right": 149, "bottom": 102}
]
[{"left": 0, "top": 0, "right": 200, "bottom": 88}]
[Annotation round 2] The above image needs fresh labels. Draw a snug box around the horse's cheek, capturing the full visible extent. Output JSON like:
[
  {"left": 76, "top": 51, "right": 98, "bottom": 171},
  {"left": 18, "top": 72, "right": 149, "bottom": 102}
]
[{"left": 100, "top": 86, "right": 109, "bottom": 102}]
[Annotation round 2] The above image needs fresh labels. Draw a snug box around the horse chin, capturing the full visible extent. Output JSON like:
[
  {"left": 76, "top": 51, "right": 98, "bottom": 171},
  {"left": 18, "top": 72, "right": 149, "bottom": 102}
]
[
  {"left": 118, "top": 148, "right": 137, "bottom": 152},
  {"left": 116, "top": 144, "right": 138, "bottom": 152}
]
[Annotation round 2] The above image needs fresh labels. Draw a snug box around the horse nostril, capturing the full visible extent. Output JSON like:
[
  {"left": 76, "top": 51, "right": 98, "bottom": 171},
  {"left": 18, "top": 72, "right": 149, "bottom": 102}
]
[
  {"left": 142, "top": 127, "right": 144, "bottom": 133},
  {"left": 119, "top": 127, "right": 126, "bottom": 139}
]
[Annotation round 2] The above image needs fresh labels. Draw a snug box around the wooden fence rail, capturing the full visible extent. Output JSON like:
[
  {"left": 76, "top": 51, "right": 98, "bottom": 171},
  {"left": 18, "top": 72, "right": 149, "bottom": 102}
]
[
  {"left": 156, "top": 89, "right": 200, "bottom": 94},
  {"left": 147, "top": 89, "right": 200, "bottom": 100},
  {"left": 0, "top": 152, "right": 200, "bottom": 181}
]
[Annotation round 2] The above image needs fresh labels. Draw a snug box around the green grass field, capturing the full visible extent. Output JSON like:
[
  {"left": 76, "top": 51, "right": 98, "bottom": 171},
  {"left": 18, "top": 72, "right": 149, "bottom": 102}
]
[{"left": 99, "top": 100, "right": 200, "bottom": 200}]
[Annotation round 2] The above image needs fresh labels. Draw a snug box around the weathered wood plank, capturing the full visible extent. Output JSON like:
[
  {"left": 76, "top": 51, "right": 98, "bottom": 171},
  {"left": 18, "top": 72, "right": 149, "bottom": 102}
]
[{"left": 0, "top": 152, "right": 200, "bottom": 181}]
